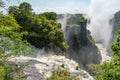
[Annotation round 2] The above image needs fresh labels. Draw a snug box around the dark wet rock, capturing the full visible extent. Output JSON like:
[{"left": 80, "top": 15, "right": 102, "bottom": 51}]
[
  {"left": 108, "top": 11, "right": 120, "bottom": 55},
  {"left": 64, "top": 14, "right": 101, "bottom": 68}
]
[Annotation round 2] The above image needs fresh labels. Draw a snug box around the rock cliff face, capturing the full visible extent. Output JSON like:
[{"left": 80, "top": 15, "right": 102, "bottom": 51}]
[
  {"left": 64, "top": 14, "right": 101, "bottom": 68},
  {"left": 112, "top": 11, "right": 120, "bottom": 39},
  {"left": 108, "top": 11, "right": 120, "bottom": 54}
]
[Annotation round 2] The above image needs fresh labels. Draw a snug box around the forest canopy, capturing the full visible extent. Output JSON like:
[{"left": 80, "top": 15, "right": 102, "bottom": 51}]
[
  {"left": 8, "top": 2, "right": 67, "bottom": 51},
  {"left": 0, "top": 1, "right": 67, "bottom": 79}
]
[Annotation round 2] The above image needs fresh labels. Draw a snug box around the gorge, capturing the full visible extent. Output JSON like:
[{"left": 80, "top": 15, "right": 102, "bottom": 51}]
[{"left": 1, "top": 0, "right": 120, "bottom": 80}]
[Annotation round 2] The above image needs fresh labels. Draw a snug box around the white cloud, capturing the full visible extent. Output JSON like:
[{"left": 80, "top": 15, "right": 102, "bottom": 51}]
[
  {"left": 33, "top": 6, "right": 88, "bottom": 14},
  {"left": 33, "top": 0, "right": 89, "bottom": 14}
]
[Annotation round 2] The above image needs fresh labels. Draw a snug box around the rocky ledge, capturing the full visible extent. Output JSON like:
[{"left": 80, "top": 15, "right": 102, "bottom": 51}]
[{"left": 8, "top": 55, "right": 94, "bottom": 80}]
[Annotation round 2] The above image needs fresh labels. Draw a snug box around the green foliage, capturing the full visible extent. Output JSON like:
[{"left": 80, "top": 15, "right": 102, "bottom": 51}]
[
  {"left": 61, "top": 64, "right": 65, "bottom": 68},
  {"left": 46, "top": 69, "right": 72, "bottom": 80},
  {"left": 0, "top": 13, "right": 31, "bottom": 55},
  {"left": 93, "top": 30, "right": 120, "bottom": 80},
  {"left": 67, "top": 14, "right": 85, "bottom": 25},
  {"left": 0, "top": 13, "right": 20, "bottom": 30},
  {"left": 0, "top": 46, "right": 17, "bottom": 80},
  {"left": 39, "top": 12, "right": 57, "bottom": 21},
  {"left": 8, "top": 2, "right": 67, "bottom": 51},
  {"left": 0, "top": 65, "right": 13, "bottom": 80},
  {"left": 79, "top": 17, "right": 86, "bottom": 22},
  {"left": 8, "top": 2, "right": 33, "bottom": 31},
  {"left": 46, "top": 66, "right": 81, "bottom": 80},
  {"left": 111, "top": 30, "right": 120, "bottom": 58},
  {"left": 19, "top": 2, "right": 32, "bottom": 13},
  {"left": 0, "top": 66, "right": 5, "bottom": 80},
  {"left": 8, "top": 6, "right": 19, "bottom": 17},
  {"left": 75, "top": 66, "right": 80, "bottom": 70},
  {"left": 92, "top": 62, "right": 120, "bottom": 80},
  {"left": 26, "top": 17, "right": 67, "bottom": 51},
  {"left": 0, "top": 25, "right": 27, "bottom": 39},
  {"left": 0, "top": 1, "right": 67, "bottom": 80},
  {"left": 0, "top": 12, "right": 33, "bottom": 80}
]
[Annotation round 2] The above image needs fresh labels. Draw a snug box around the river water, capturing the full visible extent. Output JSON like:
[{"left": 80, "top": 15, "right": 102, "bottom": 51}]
[{"left": 96, "top": 43, "right": 111, "bottom": 63}]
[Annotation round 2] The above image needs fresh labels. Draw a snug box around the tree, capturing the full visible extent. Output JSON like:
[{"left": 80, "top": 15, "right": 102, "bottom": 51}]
[
  {"left": 8, "top": 2, "right": 33, "bottom": 31},
  {"left": 27, "top": 17, "right": 67, "bottom": 51},
  {"left": 39, "top": 12, "right": 57, "bottom": 21},
  {"left": 0, "top": 13, "right": 33, "bottom": 80},
  {"left": 0, "top": 13, "right": 20, "bottom": 30},
  {"left": 19, "top": 2, "right": 32, "bottom": 14},
  {"left": 111, "top": 30, "right": 120, "bottom": 62},
  {"left": 93, "top": 30, "right": 120, "bottom": 80},
  {"left": 8, "top": 6, "right": 19, "bottom": 16},
  {"left": 8, "top": 2, "right": 67, "bottom": 51}
]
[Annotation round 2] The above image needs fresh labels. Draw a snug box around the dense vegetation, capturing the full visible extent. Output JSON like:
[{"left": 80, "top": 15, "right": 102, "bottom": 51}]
[
  {"left": 0, "top": 13, "right": 33, "bottom": 80},
  {"left": 0, "top": 1, "right": 67, "bottom": 80},
  {"left": 8, "top": 2, "right": 67, "bottom": 51},
  {"left": 93, "top": 30, "right": 120, "bottom": 80}
]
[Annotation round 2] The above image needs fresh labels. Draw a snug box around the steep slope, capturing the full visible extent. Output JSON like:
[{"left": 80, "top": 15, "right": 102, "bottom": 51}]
[
  {"left": 112, "top": 11, "right": 120, "bottom": 40},
  {"left": 108, "top": 11, "right": 120, "bottom": 54},
  {"left": 58, "top": 14, "right": 101, "bottom": 68}
]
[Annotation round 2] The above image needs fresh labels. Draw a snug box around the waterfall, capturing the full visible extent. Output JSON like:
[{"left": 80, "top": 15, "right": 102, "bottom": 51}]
[
  {"left": 96, "top": 43, "right": 111, "bottom": 62},
  {"left": 86, "top": 0, "right": 120, "bottom": 59}
]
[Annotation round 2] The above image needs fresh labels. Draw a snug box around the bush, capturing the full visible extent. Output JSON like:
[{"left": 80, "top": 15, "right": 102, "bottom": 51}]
[
  {"left": 93, "top": 30, "right": 120, "bottom": 80},
  {"left": 46, "top": 69, "right": 71, "bottom": 80},
  {"left": 0, "top": 66, "right": 5, "bottom": 80}
]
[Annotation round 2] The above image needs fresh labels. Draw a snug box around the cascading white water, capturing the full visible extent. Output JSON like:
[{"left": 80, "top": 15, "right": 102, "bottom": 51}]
[
  {"left": 96, "top": 43, "right": 111, "bottom": 62},
  {"left": 87, "top": 0, "right": 119, "bottom": 49},
  {"left": 87, "top": 0, "right": 120, "bottom": 60}
]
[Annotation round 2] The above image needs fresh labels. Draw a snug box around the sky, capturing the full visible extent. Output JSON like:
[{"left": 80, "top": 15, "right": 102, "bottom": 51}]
[
  {"left": 4, "top": 0, "right": 90, "bottom": 13},
  {"left": 3, "top": 0, "right": 120, "bottom": 14}
]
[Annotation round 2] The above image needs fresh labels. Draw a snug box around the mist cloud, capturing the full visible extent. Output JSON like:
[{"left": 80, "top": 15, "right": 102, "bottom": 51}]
[{"left": 87, "top": 0, "right": 120, "bottom": 48}]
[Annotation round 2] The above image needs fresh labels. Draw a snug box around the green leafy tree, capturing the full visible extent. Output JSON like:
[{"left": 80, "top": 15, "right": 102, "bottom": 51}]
[
  {"left": 0, "top": 13, "right": 20, "bottom": 30},
  {"left": 93, "top": 30, "right": 120, "bottom": 80},
  {"left": 8, "top": 2, "right": 33, "bottom": 31},
  {"left": 27, "top": 17, "right": 67, "bottom": 51},
  {"left": 19, "top": 2, "right": 32, "bottom": 13},
  {"left": 111, "top": 30, "right": 120, "bottom": 60},
  {"left": 8, "top": 2, "right": 67, "bottom": 51},
  {"left": 0, "top": 13, "right": 34, "bottom": 80},
  {"left": 39, "top": 12, "right": 57, "bottom": 21},
  {"left": 8, "top": 6, "right": 19, "bottom": 17}
]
